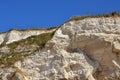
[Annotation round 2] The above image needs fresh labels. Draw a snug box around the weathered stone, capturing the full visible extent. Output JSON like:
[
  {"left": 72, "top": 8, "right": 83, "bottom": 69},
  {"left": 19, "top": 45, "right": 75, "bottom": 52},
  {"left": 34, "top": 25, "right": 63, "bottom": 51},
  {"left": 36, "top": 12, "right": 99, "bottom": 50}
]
[{"left": 0, "top": 17, "right": 120, "bottom": 80}]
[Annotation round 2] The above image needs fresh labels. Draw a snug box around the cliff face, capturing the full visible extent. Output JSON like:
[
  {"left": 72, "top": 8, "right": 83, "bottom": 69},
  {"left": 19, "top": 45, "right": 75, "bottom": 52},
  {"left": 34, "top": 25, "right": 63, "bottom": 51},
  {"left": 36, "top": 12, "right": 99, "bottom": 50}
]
[
  {"left": 0, "top": 29, "right": 55, "bottom": 45},
  {"left": 0, "top": 16, "right": 120, "bottom": 80}
]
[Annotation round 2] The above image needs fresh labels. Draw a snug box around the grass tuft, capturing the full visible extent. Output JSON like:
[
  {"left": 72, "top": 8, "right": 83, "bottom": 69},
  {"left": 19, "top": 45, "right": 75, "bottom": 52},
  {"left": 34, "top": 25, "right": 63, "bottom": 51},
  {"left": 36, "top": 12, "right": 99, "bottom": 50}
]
[{"left": 68, "top": 12, "right": 120, "bottom": 21}]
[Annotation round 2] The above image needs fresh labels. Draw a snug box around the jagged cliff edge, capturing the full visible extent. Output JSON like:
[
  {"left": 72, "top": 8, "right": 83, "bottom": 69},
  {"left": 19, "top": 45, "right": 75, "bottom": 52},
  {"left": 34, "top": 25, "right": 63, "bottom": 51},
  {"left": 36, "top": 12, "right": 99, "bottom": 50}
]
[{"left": 0, "top": 13, "right": 120, "bottom": 80}]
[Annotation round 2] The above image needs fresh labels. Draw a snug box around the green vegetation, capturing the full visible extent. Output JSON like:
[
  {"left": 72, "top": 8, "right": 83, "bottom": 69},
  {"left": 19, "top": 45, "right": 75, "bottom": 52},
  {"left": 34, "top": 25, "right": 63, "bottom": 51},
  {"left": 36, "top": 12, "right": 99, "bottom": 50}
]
[
  {"left": 68, "top": 12, "right": 120, "bottom": 21},
  {"left": 0, "top": 31, "right": 55, "bottom": 67},
  {"left": 0, "top": 52, "right": 32, "bottom": 67},
  {"left": 26, "top": 32, "right": 55, "bottom": 48},
  {"left": 0, "top": 52, "right": 23, "bottom": 67},
  {"left": 0, "top": 42, "right": 6, "bottom": 47},
  {"left": 7, "top": 31, "right": 55, "bottom": 49}
]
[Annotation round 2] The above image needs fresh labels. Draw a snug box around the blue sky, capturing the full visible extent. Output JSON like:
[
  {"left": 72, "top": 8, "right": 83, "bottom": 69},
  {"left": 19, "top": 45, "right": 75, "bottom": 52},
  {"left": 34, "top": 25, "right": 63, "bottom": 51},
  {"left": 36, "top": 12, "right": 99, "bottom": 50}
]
[{"left": 0, "top": 0, "right": 120, "bottom": 32}]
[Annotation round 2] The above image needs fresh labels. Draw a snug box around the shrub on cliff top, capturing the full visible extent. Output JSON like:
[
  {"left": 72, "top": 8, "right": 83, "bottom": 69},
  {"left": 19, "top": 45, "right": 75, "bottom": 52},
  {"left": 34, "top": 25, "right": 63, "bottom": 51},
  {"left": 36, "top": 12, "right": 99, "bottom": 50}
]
[{"left": 68, "top": 12, "right": 120, "bottom": 21}]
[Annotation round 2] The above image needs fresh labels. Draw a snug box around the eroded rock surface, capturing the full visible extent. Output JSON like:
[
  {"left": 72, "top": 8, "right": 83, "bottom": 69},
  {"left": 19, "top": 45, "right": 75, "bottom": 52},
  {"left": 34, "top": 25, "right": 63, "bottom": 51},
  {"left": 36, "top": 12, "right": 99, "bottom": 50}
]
[
  {"left": 0, "top": 29, "right": 55, "bottom": 45},
  {"left": 0, "top": 17, "right": 120, "bottom": 80}
]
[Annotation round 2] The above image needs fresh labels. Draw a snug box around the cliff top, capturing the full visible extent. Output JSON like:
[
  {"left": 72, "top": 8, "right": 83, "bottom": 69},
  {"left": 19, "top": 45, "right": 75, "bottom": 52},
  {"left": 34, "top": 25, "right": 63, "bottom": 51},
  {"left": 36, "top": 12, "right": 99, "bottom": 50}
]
[{"left": 68, "top": 12, "right": 120, "bottom": 22}]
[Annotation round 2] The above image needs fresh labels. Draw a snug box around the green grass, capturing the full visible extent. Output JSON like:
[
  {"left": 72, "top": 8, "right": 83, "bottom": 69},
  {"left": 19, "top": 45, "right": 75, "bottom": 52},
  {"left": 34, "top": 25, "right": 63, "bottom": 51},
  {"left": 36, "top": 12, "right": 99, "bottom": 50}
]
[
  {"left": 7, "top": 31, "right": 55, "bottom": 49},
  {"left": 0, "top": 52, "right": 23, "bottom": 67},
  {"left": 26, "top": 32, "right": 55, "bottom": 48},
  {"left": 68, "top": 12, "right": 120, "bottom": 22},
  {"left": 0, "top": 52, "right": 33, "bottom": 67},
  {"left": 0, "top": 31, "right": 55, "bottom": 67}
]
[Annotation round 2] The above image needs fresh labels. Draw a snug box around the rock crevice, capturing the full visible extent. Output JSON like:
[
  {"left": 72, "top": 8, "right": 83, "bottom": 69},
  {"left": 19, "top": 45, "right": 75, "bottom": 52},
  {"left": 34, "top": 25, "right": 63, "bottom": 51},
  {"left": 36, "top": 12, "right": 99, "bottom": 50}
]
[{"left": 0, "top": 17, "right": 120, "bottom": 80}]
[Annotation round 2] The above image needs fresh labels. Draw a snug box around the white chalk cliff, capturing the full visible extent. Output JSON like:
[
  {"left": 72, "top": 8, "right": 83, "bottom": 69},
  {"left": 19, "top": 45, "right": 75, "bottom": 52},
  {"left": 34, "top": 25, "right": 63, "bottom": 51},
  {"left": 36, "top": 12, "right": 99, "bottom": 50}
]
[
  {"left": 0, "top": 29, "right": 55, "bottom": 45},
  {"left": 0, "top": 16, "right": 120, "bottom": 80}
]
